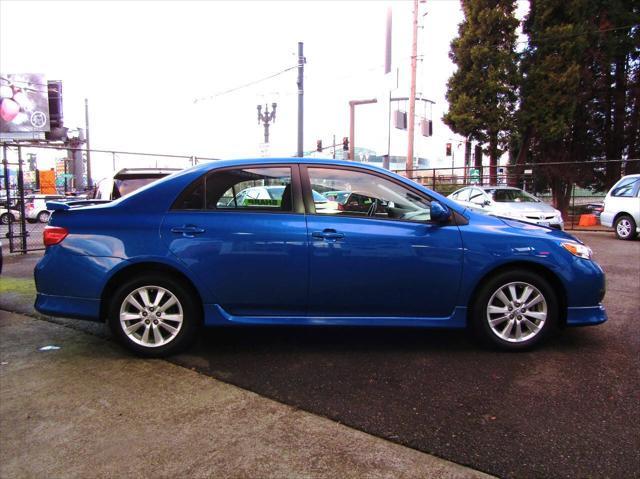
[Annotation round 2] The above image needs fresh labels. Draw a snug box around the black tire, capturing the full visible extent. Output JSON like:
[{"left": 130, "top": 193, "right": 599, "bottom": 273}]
[
  {"left": 37, "top": 211, "right": 50, "bottom": 223},
  {"left": 108, "top": 273, "right": 202, "bottom": 357},
  {"left": 471, "top": 270, "right": 558, "bottom": 350},
  {"left": 614, "top": 214, "right": 638, "bottom": 241},
  {"left": 1, "top": 213, "right": 14, "bottom": 225}
]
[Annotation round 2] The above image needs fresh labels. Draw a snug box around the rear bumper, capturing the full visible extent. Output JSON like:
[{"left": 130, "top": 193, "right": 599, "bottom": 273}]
[
  {"left": 35, "top": 293, "right": 101, "bottom": 322},
  {"left": 565, "top": 304, "right": 607, "bottom": 326}
]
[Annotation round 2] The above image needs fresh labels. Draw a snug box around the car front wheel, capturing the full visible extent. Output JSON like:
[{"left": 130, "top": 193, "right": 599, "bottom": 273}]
[
  {"left": 108, "top": 274, "right": 201, "bottom": 357},
  {"left": 472, "top": 270, "right": 558, "bottom": 350},
  {"left": 1, "top": 213, "right": 14, "bottom": 225},
  {"left": 614, "top": 215, "right": 637, "bottom": 240}
]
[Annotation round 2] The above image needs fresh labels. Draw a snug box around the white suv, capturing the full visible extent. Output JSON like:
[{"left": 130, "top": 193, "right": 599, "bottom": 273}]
[
  {"left": 25, "top": 194, "right": 66, "bottom": 223},
  {"left": 600, "top": 174, "right": 640, "bottom": 240}
]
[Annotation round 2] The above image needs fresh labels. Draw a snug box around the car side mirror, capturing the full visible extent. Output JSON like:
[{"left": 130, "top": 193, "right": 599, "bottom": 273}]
[
  {"left": 483, "top": 199, "right": 491, "bottom": 206},
  {"left": 430, "top": 201, "right": 451, "bottom": 223}
]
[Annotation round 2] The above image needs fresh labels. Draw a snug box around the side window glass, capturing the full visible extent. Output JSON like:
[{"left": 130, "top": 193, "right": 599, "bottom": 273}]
[
  {"left": 456, "top": 189, "right": 470, "bottom": 202},
  {"left": 207, "top": 167, "right": 293, "bottom": 211},
  {"left": 469, "top": 189, "right": 485, "bottom": 204},
  {"left": 308, "top": 167, "right": 432, "bottom": 222},
  {"left": 611, "top": 178, "right": 639, "bottom": 197}
]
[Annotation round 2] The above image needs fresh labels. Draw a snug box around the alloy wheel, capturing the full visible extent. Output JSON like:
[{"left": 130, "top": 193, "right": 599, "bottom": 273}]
[
  {"left": 616, "top": 218, "right": 632, "bottom": 239},
  {"left": 119, "top": 286, "right": 184, "bottom": 348},
  {"left": 486, "top": 281, "right": 547, "bottom": 343}
]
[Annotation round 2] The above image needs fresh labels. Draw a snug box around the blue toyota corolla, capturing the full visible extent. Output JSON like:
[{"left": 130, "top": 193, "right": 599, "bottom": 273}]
[{"left": 34, "top": 159, "right": 607, "bottom": 356}]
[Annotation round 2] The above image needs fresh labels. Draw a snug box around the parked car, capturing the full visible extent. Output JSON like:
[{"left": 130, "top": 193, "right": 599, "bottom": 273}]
[
  {"left": 221, "top": 186, "right": 335, "bottom": 211},
  {"left": 448, "top": 186, "right": 564, "bottom": 230},
  {"left": 93, "top": 167, "right": 181, "bottom": 201},
  {"left": 24, "top": 194, "right": 66, "bottom": 223},
  {"left": 0, "top": 206, "right": 21, "bottom": 225},
  {"left": 600, "top": 174, "right": 640, "bottom": 240},
  {"left": 35, "top": 159, "right": 606, "bottom": 357}
]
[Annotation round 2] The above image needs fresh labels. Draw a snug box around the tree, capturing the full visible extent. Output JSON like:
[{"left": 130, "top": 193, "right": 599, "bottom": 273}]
[
  {"left": 519, "top": 0, "right": 639, "bottom": 216},
  {"left": 443, "top": 0, "right": 519, "bottom": 184}
]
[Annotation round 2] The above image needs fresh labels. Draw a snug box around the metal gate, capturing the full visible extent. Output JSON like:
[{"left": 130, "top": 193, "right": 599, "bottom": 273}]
[
  {"left": 1, "top": 144, "right": 46, "bottom": 253},
  {"left": 2, "top": 142, "right": 209, "bottom": 254}
]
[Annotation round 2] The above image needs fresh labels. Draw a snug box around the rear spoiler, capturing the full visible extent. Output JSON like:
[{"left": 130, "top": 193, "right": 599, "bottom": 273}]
[{"left": 46, "top": 199, "right": 112, "bottom": 211}]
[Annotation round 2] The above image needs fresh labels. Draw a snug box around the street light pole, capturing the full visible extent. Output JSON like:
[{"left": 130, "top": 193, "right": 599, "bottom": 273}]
[
  {"left": 297, "top": 42, "right": 304, "bottom": 157},
  {"left": 257, "top": 103, "right": 277, "bottom": 144},
  {"left": 84, "top": 98, "right": 92, "bottom": 189}
]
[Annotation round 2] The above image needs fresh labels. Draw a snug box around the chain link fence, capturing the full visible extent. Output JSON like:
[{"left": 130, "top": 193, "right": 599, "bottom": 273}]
[
  {"left": 394, "top": 158, "right": 639, "bottom": 230},
  {"left": 3, "top": 143, "right": 636, "bottom": 254},
  {"left": 1, "top": 143, "right": 217, "bottom": 253}
]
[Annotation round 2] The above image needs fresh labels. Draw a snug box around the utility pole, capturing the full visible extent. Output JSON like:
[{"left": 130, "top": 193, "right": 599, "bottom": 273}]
[
  {"left": 297, "top": 42, "right": 304, "bottom": 157},
  {"left": 406, "top": 0, "right": 419, "bottom": 179},
  {"left": 383, "top": 5, "right": 393, "bottom": 170},
  {"left": 84, "top": 98, "right": 92, "bottom": 189},
  {"left": 257, "top": 103, "right": 277, "bottom": 143}
]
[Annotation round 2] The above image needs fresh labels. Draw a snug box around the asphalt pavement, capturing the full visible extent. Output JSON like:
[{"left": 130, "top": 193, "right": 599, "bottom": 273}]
[{"left": 1, "top": 231, "right": 639, "bottom": 478}]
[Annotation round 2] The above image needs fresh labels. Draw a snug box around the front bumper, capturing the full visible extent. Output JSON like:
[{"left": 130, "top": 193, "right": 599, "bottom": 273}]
[{"left": 565, "top": 304, "right": 607, "bottom": 326}]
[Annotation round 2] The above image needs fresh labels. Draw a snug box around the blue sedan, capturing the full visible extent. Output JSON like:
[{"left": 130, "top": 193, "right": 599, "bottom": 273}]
[{"left": 34, "top": 159, "right": 607, "bottom": 356}]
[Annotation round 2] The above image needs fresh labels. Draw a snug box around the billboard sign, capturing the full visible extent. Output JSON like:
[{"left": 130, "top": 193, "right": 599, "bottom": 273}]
[
  {"left": 39, "top": 170, "right": 57, "bottom": 194},
  {"left": 1, "top": 73, "right": 50, "bottom": 140}
]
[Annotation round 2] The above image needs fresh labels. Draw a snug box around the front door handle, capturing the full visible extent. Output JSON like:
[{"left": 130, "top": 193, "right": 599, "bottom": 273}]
[
  {"left": 171, "top": 225, "right": 205, "bottom": 238},
  {"left": 312, "top": 229, "right": 345, "bottom": 241}
]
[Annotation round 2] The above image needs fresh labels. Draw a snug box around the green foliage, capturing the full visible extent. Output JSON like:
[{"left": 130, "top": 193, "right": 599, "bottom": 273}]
[{"left": 443, "top": 0, "right": 520, "bottom": 154}]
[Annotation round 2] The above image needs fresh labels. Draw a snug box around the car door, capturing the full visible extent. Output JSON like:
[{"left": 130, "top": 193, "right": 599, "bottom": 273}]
[
  {"left": 160, "top": 165, "right": 308, "bottom": 316},
  {"left": 302, "top": 165, "right": 463, "bottom": 318}
]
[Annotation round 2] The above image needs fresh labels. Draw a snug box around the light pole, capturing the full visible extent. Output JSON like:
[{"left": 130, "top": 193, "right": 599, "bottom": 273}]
[{"left": 257, "top": 102, "right": 277, "bottom": 144}]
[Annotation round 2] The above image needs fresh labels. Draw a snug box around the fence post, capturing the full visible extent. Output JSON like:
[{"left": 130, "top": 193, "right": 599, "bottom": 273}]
[
  {"left": 432, "top": 169, "right": 436, "bottom": 190},
  {"left": 2, "top": 143, "right": 15, "bottom": 253},
  {"left": 571, "top": 183, "right": 575, "bottom": 230},
  {"left": 16, "top": 145, "right": 27, "bottom": 253}
]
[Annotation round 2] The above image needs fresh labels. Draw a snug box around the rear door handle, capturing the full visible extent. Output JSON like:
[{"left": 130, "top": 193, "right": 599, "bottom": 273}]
[
  {"left": 171, "top": 225, "right": 205, "bottom": 238},
  {"left": 312, "top": 229, "right": 345, "bottom": 241}
]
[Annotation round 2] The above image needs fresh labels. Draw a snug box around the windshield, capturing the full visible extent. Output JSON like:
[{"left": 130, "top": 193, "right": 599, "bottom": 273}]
[
  {"left": 113, "top": 177, "right": 162, "bottom": 198},
  {"left": 486, "top": 189, "right": 540, "bottom": 203}
]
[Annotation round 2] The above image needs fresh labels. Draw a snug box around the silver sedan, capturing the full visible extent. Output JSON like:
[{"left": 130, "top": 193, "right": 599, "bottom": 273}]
[{"left": 448, "top": 186, "right": 564, "bottom": 230}]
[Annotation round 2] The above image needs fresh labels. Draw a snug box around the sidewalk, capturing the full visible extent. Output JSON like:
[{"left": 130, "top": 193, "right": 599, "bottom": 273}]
[{"left": 0, "top": 311, "right": 493, "bottom": 478}]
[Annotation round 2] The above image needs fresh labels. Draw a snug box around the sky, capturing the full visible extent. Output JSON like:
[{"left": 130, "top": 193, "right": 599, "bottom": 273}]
[{"left": 0, "top": 0, "right": 527, "bottom": 181}]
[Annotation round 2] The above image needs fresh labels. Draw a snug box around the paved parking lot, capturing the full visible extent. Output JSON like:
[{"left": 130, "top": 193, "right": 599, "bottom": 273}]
[{"left": 1, "top": 231, "right": 638, "bottom": 478}]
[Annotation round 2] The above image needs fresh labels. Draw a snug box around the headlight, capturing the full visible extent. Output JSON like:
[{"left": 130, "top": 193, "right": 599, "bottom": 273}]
[{"left": 561, "top": 242, "right": 592, "bottom": 260}]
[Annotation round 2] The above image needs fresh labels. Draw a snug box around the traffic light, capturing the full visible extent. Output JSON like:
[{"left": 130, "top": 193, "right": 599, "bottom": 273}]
[
  {"left": 446, "top": 142, "right": 452, "bottom": 156},
  {"left": 316, "top": 139, "right": 323, "bottom": 152},
  {"left": 343, "top": 137, "right": 349, "bottom": 151}
]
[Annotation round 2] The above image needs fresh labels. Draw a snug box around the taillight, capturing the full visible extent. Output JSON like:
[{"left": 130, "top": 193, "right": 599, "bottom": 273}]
[
  {"left": 43, "top": 226, "right": 68, "bottom": 246},
  {"left": 337, "top": 203, "right": 345, "bottom": 211}
]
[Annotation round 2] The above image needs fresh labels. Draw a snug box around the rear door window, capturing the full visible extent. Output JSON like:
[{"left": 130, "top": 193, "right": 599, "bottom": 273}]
[{"left": 173, "top": 167, "right": 294, "bottom": 212}]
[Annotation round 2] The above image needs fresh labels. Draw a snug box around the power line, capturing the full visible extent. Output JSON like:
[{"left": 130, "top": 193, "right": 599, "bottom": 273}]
[{"left": 193, "top": 65, "right": 297, "bottom": 103}]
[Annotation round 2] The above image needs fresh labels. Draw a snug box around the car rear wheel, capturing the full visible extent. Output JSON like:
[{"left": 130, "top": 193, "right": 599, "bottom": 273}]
[
  {"left": 1, "top": 213, "right": 14, "bottom": 225},
  {"left": 108, "top": 274, "right": 201, "bottom": 357},
  {"left": 472, "top": 270, "right": 558, "bottom": 350},
  {"left": 614, "top": 215, "right": 637, "bottom": 240},
  {"left": 37, "top": 211, "right": 50, "bottom": 223}
]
